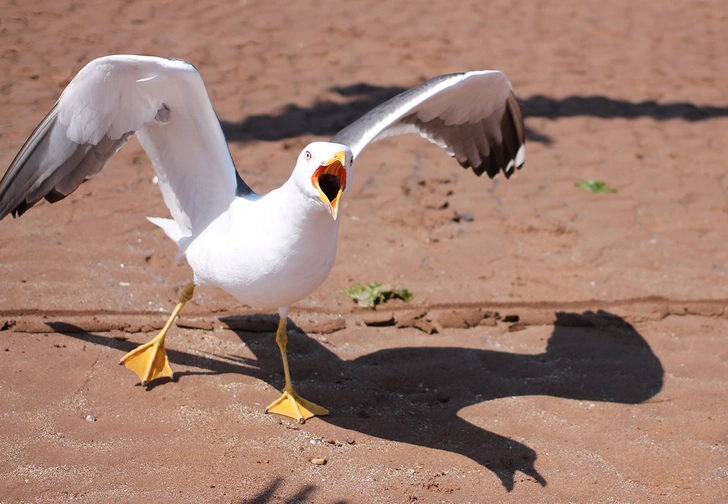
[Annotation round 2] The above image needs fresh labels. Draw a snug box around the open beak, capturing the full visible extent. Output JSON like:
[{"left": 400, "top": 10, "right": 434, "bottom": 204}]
[{"left": 311, "top": 151, "right": 347, "bottom": 220}]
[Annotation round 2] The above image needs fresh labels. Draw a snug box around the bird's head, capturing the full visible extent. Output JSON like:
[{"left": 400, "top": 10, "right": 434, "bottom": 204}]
[{"left": 293, "top": 142, "right": 353, "bottom": 220}]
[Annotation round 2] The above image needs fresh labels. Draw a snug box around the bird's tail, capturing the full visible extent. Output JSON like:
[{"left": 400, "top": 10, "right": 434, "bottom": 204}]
[{"left": 147, "top": 216, "right": 192, "bottom": 257}]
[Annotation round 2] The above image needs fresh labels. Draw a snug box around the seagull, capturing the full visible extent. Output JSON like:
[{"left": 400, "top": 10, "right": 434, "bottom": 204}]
[{"left": 0, "top": 55, "right": 525, "bottom": 423}]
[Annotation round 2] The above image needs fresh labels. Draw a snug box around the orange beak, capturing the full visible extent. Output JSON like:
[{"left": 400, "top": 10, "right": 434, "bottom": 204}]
[{"left": 311, "top": 151, "right": 347, "bottom": 220}]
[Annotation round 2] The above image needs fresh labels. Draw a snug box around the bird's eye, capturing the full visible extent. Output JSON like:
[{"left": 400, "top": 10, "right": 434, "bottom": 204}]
[{"left": 305, "top": 151, "right": 312, "bottom": 161}]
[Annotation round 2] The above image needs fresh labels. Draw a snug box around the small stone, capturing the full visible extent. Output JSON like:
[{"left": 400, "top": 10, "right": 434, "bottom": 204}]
[
  {"left": 452, "top": 211, "right": 474, "bottom": 222},
  {"left": 345, "top": 437, "right": 356, "bottom": 445},
  {"left": 86, "top": 415, "right": 96, "bottom": 422},
  {"left": 395, "top": 310, "right": 428, "bottom": 328},
  {"left": 460, "top": 309, "right": 485, "bottom": 327},
  {"left": 438, "top": 311, "right": 468, "bottom": 329},
  {"left": 412, "top": 319, "right": 438, "bottom": 334},
  {"left": 362, "top": 312, "right": 396, "bottom": 327},
  {"left": 311, "top": 457, "right": 327, "bottom": 465}
]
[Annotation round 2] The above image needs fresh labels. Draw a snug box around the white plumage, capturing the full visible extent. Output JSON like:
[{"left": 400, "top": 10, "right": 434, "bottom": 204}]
[{"left": 184, "top": 142, "right": 348, "bottom": 309}]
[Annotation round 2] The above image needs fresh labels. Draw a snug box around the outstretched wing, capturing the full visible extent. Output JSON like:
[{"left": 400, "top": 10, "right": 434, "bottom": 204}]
[
  {"left": 0, "top": 55, "right": 249, "bottom": 236},
  {"left": 331, "top": 71, "right": 525, "bottom": 178}
]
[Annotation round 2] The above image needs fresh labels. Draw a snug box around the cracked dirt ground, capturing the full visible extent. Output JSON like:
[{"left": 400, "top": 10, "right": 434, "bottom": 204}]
[{"left": 1, "top": 0, "right": 727, "bottom": 502}]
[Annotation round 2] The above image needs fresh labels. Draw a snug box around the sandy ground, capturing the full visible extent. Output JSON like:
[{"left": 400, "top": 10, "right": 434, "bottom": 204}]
[{"left": 1, "top": 0, "right": 727, "bottom": 502}]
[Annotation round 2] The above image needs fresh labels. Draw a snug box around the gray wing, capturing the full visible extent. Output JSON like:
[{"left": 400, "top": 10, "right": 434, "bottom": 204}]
[
  {"left": 0, "top": 55, "right": 244, "bottom": 237},
  {"left": 332, "top": 71, "right": 525, "bottom": 178},
  {"left": 0, "top": 102, "right": 142, "bottom": 219},
  {"left": 0, "top": 103, "right": 129, "bottom": 218}
]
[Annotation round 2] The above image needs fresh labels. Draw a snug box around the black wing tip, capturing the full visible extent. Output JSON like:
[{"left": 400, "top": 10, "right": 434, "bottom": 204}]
[
  {"left": 469, "top": 155, "right": 525, "bottom": 180},
  {"left": 503, "top": 161, "right": 524, "bottom": 179},
  {"left": 465, "top": 156, "right": 524, "bottom": 178},
  {"left": 433, "top": 87, "right": 527, "bottom": 181},
  {"left": 1, "top": 187, "right": 82, "bottom": 221},
  {"left": 10, "top": 201, "right": 30, "bottom": 219},
  {"left": 457, "top": 157, "right": 471, "bottom": 170}
]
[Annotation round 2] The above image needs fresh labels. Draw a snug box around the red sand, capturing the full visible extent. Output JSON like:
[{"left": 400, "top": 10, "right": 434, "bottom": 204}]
[{"left": 1, "top": 0, "right": 727, "bottom": 502}]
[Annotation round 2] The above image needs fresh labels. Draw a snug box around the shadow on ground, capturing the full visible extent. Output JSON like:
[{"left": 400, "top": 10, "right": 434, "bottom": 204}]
[
  {"left": 51, "top": 310, "right": 663, "bottom": 492},
  {"left": 235, "top": 476, "right": 349, "bottom": 504},
  {"left": 220, "top": 82, "right": 728, "bottom": 147}
]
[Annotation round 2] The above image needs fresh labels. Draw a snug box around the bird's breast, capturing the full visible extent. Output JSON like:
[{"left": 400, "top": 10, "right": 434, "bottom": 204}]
[{"left": 184, "top": 196, "right": 340, "bottom": 309}]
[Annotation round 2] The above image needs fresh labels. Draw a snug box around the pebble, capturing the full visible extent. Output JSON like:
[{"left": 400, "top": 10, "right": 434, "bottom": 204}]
[
  {"left": 310, "top": 458, "right": 327, "bottom": 465},
  {"left": 362, "top": 312, "right": 396, "bottom": 327},
  {"left": 86, "top": 415, "right": 96, "bottom": 422}
]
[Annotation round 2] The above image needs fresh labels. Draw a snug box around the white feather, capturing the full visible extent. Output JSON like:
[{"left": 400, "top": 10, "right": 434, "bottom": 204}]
[{"left": 57, "top": 55, "right": 238, "bottom": 236}]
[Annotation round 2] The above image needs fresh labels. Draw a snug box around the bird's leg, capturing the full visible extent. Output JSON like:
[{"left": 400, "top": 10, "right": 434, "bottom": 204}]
[
  {"left": 119, "top": 282, "right": 195, "bottom": 385},
  {"left": 265, "top": 314, "right": 329, "bottom": 423}
]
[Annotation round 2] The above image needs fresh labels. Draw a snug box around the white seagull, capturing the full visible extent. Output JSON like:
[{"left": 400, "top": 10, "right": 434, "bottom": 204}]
[{"left": 0, "top": 55, "right": 525, "bottom": 423}]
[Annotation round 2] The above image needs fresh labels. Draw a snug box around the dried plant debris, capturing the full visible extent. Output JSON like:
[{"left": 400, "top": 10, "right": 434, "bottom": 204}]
[
  {"left": 342, "top": 282, "right": 413, "bottom": 309},
  {"left": 575, "top": 179, "right": 617, "bottom": 194}
]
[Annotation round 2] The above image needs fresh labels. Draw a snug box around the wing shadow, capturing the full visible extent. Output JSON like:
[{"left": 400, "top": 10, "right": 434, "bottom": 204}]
[
  {"left": 521, "top": 94, "right": 728, "bottom": 122},
  {"left": 50, "top": 310, "right": 663, "bottom": 491},
  {"left": 220, "top": 82, "right": 728, "bottom": 147},
  {"left": 220, "top": 84, "right": 408, "bottom": 143}
]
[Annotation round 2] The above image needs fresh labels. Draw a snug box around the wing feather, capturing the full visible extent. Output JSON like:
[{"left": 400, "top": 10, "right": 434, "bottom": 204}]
[
  {"left": 331, "top": 71, "right": 525, "bottom": 178},
  {"left": 0, "top": 55, "right": 244, "bottom": 239}
]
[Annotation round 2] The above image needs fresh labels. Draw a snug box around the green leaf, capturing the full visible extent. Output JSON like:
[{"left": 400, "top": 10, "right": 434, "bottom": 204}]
[
  {"left": 575, "top": 179, "right": 617, "bottom": 194},
  {"left": 341, "top": 282, "right": 413, "bottom": 309}
]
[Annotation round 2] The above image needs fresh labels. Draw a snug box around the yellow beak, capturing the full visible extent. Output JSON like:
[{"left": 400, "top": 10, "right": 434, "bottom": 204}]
[{"left": 311, "top": 151, "right": 347, "bottom": 220}]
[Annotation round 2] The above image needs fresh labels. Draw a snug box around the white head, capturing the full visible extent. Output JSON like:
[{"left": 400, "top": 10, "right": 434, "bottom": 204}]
[{"left": 292, "top": 141, "right": 353, "bottom": 220}]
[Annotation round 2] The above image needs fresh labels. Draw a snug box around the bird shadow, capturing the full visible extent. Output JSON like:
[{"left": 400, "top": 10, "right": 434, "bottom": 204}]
[
  {"left": 223, "top": 310, "right": 662, "bottom": 490},
  {"left": 50, "top": 309, "right": 663, "bottom": 491},
  {"left": 219, "top": 83, "right": 728, "bottom": 147}
]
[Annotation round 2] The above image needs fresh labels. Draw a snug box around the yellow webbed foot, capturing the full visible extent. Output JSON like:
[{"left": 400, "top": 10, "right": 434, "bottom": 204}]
[
  {"left": 268, "top": 310, "right": 328, "bottom": 423},
  {"left": 265, "top": 387, "right": 329, "bottom": 423},
  {"left": 119, "top": 334, "right": 173, "bottom": 385},
  {"left": 119, "top": 282, "right": 194, "bottom": 386}
]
